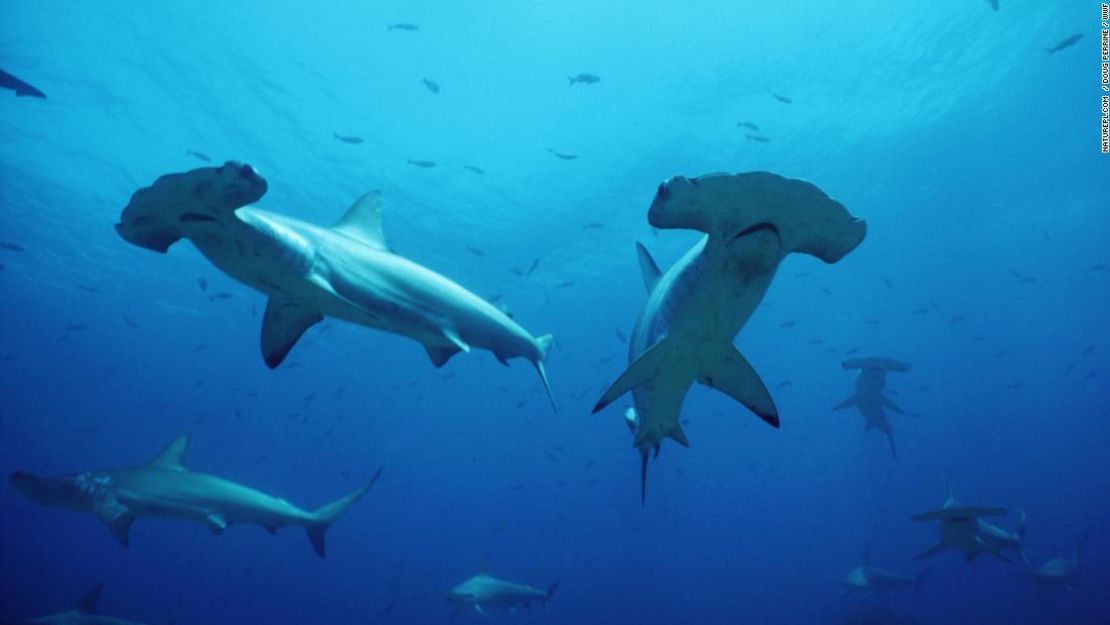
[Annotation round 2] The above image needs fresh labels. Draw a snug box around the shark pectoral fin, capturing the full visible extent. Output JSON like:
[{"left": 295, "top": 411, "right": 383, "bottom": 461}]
[
  {"left": 882, "top": 396, "right": 905, "bottom": 414},
  {"left": 77, "top": 583, "right": 104, "bottom": 614},
  {"left": 425, "top": 343, "right": 462, "bottom": 368},
  {"left": 834, "top": 396, "right": 858, "bottom": 410},
  {"left": 593, "top": 337, "right": 673, "bottom": 414},
  {"left": 474, "top": 604, "right": 488, "bottom": 616},
  {"left": 698, "top": 345, "right": 779, "bottom": 427},
  {"left": 913, "top": 542, "right": 946, "bottom": 561},
  {"left": 332, "top": 190, "right": 388, "bottom": 250},
  {"left": 635, "top": 242, "right": 662, "bottom": 292},
  {"left": 261, "top": 299, "right": 323, "bottom": 369},
  {"left": 94, "top": 498, "right": 135, "bottom": 548},
  {"left": 205, "top": 514, "right": 228, "bottom": 535},
  {"left": 668, "top": 424, "right": 690, "bottom": 447}
]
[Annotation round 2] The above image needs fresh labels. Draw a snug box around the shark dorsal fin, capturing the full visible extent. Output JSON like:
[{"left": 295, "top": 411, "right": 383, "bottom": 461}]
[
  {"left": 77, "top": 583, "right": 104, "bottom": 614},
  {"left": 148, "top": 434, "right": 189, "bottom": 471},
  {"left": 333, "top": 191, "right": 387, "bottom": 250},
  {"left": 863, "top": 544, "right": 871, "bottom": 566},
  {"left": 635, "top": 242, "right": 662, "bottom": 293}
]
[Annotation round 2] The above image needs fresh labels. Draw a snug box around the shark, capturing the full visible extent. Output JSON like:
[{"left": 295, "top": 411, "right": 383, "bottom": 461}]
[
  {"left": 1, "top": 583, "right": 149, "bottom": 625},
  {"left": 834, "top": 357, "right": 911, "bottom": 458},
  {"left": 910, "top": 487, "right": 1026, "bottom": 564},
  {"left": 9, "top": 434, "right": 380, "bottom": 558},
  {"left": 592, "top": 171, "right": 867, "bottom": 501},
  {"left": 114, "top": 162, "right": 555, "bottom": 409},
  {"left": 445, "top": 573, "right": 557, "bottom": 616},
  {"left": 842, "top": 545, "right": 929, "bottom": 594},
  {"left": 1024, "top": 532, "right": 1086, "bottom": 591}
]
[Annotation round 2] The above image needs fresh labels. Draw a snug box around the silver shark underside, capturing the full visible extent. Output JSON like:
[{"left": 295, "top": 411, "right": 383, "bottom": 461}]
[
  {"left": 114, "top": 162, "right": 554, "bottom": 409},
  {"left": 446, "top": 574, "right": 557, "bottom": 616}
]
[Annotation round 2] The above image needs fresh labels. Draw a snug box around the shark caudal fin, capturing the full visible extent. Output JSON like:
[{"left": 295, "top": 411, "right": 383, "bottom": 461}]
[
  {"left": 646, "top": 171, "right": 866, "bottom": 263},
  {"left": 534, "top": 334, "right": 556, "bottom": 412},
  {"left": 115, "top": 162, "right": 268, "bottom": 252},
  {"left": 544, "top": 581, "right": 559, "bottom": 605},
  {"left": 306, "top": 467, "right": 382, "bottom": 558}
]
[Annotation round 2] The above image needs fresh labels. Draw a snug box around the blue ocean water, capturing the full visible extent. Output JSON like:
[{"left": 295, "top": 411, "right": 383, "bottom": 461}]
[{"left": 1, "top": 1, "right": 1106, "bottom": 623}]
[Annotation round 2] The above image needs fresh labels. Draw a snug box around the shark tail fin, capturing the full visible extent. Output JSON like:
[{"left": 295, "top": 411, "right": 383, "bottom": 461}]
[
  {"left": 307, "top": 467, "right": 382, "bottom": 558},
  {"left": 544, "top": 581, "right": 559, "bottom": 604},
  {"left": 77, "top": 583, "right": 104, "bottom": 614},
  {"left": 534, "top": 334, "right": 556, "bottom": 412}
]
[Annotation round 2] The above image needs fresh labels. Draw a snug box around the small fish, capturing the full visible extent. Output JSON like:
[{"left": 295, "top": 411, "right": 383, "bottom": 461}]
[
  {"left": 615, "top": 328, "right": 627, "bottom": 343},
  {"left": 568, "top": 73, "right": 601, "bottom": 86},
  {"left": 776, "top": 380, "right": 792, "bottom": 390},
  {"left": 186, "top": 149, "right": 211, "bottom": 163},
  {"left": 0, "top": 68, "right": 46, "bottom": 98},
  {"left": 779, "top": 320, "right": 796, "bottom": 328},
  {"left": 387, "top": 23, "right": 418, "bottom": 31},
  {"left": 736, "top": 121, "right": 760, "bottom": 131},
  {"left": 745, "top": 134, "right": 770, "bottom": 143},
  {"left": 845, "top": 347, "right": 860, "bottom": 355},
  {"left": 1045, "top": 33, "right": 1081, "bottom": 55},
  {"left": 333, "top": 132, "right": 364, "bottom": 144},
  {"left": 864, "top": 318, "right": 880, "bottom": 325},
  {"left": 509, "top": 267, "right": 525, "bottom": 277},
  {"left": 912, "top": 307, "right": 929, "bottom": 314},
  {"left": 794, "top": 272, "right": 812, "bottom": 279},
  {"left": 122, "top": 315, "right": 139, "bottom": 328},
  {"left": 547, "top": 148, "right": 578, "bottom": 160},
  {"left": 582, "top": 221, "right": 604, "bottom": 230},
  {"left": 77, "top": 285, "right": 100, "bottom": 293},
  {"left": 556, "top": 280, "right": 575, "bottom": 288},
  {"left": 526, "top": 257, "right": 541, "bottom": 276},
  {"left": 0, "top": 241, "right": 25, "bottom": 252},
  {"left": 197, "top": 277, "right": 207, "bottom": 292},
  {"left": 421, "top": 78, "right": 440, "bottom": 94},
  {"left": 882, "top": 277, "right": 895, "bottom": 290},
  {"left": 1089, "top": 263, "right": 1108, "bottom": 272},
  {"left": 950, "top": 313, "right": 964, "bottom": 325},
  {"left": 1082, "top": 345, "right": 1096, "bottom": 356},
  {"left": 463, "top": 165, "right": 485, "bottom": 175},
  {"left": 770, "top": 91, "right": 792, "bottom": 104},
  {"left": 407, "top": 159, "right": 437, "bottom": 168},
  {"left": 65, "top": 324, "right": 88, "bottom": 332},
  {"left": 209, "top": 292, "right": 233, "bottom": 301},
  {"left": 465, "top": 246, "right": 486, "bottom": 257}
]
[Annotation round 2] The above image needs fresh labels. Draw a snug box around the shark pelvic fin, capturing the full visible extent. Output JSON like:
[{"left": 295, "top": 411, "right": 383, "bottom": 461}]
[
  {"left": 668, "top": 424, "right": 690, "bottom": 447},
  {"left": 834, "top": 396, "right": 858, "bottom": 410},
  {"left": 306, "top": 466, "right": 383, "bottom": 558},
  {"left": 148, "top": 434, "right": 189, "bottom": 471},
  {"left": 333, "top": 190, "right": 387, "bottom": 250},
  {"left": 635, "top": 242, "right": 662, "bottom": 293},
  {"left": 261, "top": 299, "right": 323, "bottom": 369},
  {"left": 425, "top": 344, "right": 462, "bottom": 368},
  {"left": 206, "top": 514, "right": 228, "bottom": 535},
  {"left": 913, "top": 542, "right": 946, "bottom": 561},
  {"left": 697, "top": 344, "right": 779, "bottom": 427},
  {"left": 77, "top": 583, "right": 104, "bottom": 614}
]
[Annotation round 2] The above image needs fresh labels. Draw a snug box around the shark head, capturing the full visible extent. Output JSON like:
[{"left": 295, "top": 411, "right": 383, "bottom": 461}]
[
  {"left": 116, "top": 161, "right": 268, "bottom": 252},
  {"left": 647, "top": 172, "right": 866, "bottom": 263},
  {"left": 9, "top": 471, "right": 94, "bottom": 511}
]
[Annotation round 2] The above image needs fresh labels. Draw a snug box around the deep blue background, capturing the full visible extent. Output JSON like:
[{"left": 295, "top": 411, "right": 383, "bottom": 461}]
[{"left": 1, "top": 1, "right": 1106, "bottom": 623}]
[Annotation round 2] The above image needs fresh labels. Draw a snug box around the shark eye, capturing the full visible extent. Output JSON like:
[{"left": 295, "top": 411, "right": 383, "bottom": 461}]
[
  {"left": 655, "top": 183, "right": 670, "bottom": 200},
  {"left": 238, "top": 165, "right": 254, "bottom": 179}
]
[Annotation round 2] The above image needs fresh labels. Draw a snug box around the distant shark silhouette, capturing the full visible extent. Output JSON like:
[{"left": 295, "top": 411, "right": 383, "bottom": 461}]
[
  {"left": 911, "top": 487, "right": 1026, "bottom": 564},
  {"left": 842, "top": 545, "right": 929, "bottom": 594},
  {"left": 593, "top": 172, "right": 866, "bottom": 502},
  {"left": 835, "top": 357, "right": 911, "bottom": 457},
  {"left": 1023, "top": 532, "right": 1086, "bottom": 591},
  {"left": 10, "top": 434, "right": 380, "bottom": 558},
  {"left": 1, "top": 583, "right": 148, "bottom": 625},
  {"left": 115, "top": 162, "right": 555, "bottom": 409},
  {"left": 445, "top": 571, "right": 557, "bottom": 616}
]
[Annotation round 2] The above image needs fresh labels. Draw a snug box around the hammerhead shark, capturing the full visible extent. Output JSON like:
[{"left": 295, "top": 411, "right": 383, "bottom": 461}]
[
  {"left": 842, "top": 545, "right": 929, "bottom": 594},
  {"left": 445, "top": 572, "right": 557, "bottom": 616},
  {"left": 10, "top": 434, "right": 380, "bottom": 558},
  {"left": 835, "top": 357, "right": 911, "bottom": 457},
  {"left": 115, "top": 162, "right": 555, "bottom": 409},
  {"left": 1024, "top": 532, "right": 1087, "bottom": 591},
  {"left": 1, "top": 583, "right": 148, "bottom": 625},
  {"left": 911, "top": 487, "right": 1026, "bottom": 564},
  {"left": 593, "top": 171, "right": 867, "bottom": 501}
]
